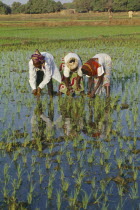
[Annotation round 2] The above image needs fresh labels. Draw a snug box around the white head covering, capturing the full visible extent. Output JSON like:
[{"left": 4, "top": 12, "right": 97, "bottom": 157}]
[{"left": 66, "top": 57, "right": 79, "bottom": 70}]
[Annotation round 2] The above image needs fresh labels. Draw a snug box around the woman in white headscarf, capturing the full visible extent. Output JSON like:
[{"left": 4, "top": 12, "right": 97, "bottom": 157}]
[{"left": 58, "top": 52, "right": 84, "bottom": 95}]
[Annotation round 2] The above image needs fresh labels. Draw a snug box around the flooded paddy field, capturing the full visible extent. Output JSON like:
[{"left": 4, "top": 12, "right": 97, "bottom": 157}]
[{"left": 0, "top": 25, "right": 140, "bottom": 209}]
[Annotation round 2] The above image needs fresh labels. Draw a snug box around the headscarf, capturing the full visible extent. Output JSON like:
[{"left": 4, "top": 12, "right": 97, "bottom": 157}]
[
  {"left": 66, "top": 57, "right": 79, "bottom": 71},
  {"left": 31, "top": 54, "right": 45, "bottom": 65},
  {"left": 82, "top": 58, "right": 100, "bottom": 76}
]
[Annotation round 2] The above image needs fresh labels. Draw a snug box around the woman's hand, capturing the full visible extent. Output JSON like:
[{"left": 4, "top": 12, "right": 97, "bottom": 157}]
[
  {"left": 90, "top": 75, "right": 103, "bottom": 98},
  {"left": 88, "top": 92, "right": 96, "bottom": 98},
  {"left": 90, "top": 93, "right": 96, "bottom": 98},
  {"left": 66, "top": 87, "right": 73, "bottom": 96},
  {"left": 37, "top": 87, "right": 41, "bottom": 97},
  {"left": 32, "top": 89, "right": 37, "bottom": 96},
  {"left": 87, "top": 91, "right": 91, "bottom": 97},
  {"left": 87, "top": 91, "right": 95, "bottom": 98},
  {"left": 66, "top": 89, "right": 71, "bottom": 96},
  {"left": 76, "top": 84, "right": 81, "bottom": 91},
  {"left": 76, "top": 75, "right": 82, "bottom": 91}
]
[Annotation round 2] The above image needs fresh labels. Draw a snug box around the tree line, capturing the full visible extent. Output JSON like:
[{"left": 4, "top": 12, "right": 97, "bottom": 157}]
[
  {"left": 0, "top": 0, "right": 63, "bottom": 14},
  {"left": 66, "top": 0, "right": 140, "bottom": 12},
  {"left": 0, "top": 0, "right": 139, "bottom": 15}
]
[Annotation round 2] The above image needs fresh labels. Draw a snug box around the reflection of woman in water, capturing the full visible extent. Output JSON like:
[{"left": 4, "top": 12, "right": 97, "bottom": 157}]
[
  {"left": 83, "top": 99, "right": 112, "bottom": 139},
  {"left": 31, "top": 100, "right": 55, "bottom": 140},
  {"left": 58, "top": 97, "right": 85, "bottom": 136},
  {"left": 31, "top": 99, "right": 66, "bottom": 142}
]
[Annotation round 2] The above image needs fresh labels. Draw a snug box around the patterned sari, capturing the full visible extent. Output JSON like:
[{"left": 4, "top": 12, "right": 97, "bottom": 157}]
[{"left": 59, "top": 64, "right": 84, "bottom": 95}]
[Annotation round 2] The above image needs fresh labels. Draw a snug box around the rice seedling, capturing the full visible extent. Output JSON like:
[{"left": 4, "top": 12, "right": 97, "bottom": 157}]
[
  {"left": 104, "top": 163, "right": 112, "bottom": 174},
  {"left": 73, "top": 137, "right": 79, "bottom": 148},
  {"left": 91, "top": 177, "right": 96, "bottom": 189},
  {"left": 82, "top": 190, "right": 91, "bottom": 210},
  {"left": 133, "top": 169, "right": 138, "bottom": 182},
  {"left": 87, "top": 149, "right": 96, "bottom": 164},
  {"left": 79, "top": 158, "right": 84, "bottom": 168},
  {"left": 13, "top": 152, "right": 19, "bottom": 162},
  {"left": 116, "top": 157, "right": 123, "bottom": 169},
  {"left": 22, "top": 153, "right": 27, "bottom": 165},
  {"left": 66, "top": 151, "right": 73, "bottom": 166},
  {"left": 45, "top": 157, "right": 52, "bottom": 170},
  {"left": 56, "top": 190, "right": 62, "bottom": 210},
  {"left": 3, "top": 164, "right": 10, "bottom": 185},
  {"left": 2, "top": 185, "right": 9, "bottom": 199},
  {"left": 60, "top": 168, "right": 65, "bottom": 181},
  {"left": 103, "top": 148, "right": 111, "bottom": 161},
  {"left": 61, "top": 179, "right": 70, "bottom": 192},
  {"left": 116, "top": 198, "right": 126, "bottom": 210},
  {"left": 77, "top": 151, "right": 83, "bottom": 162},
  {"left": 27, "top": 172, "right": 32, "bottom": 182},
  {"left": 39, "top": 168, "right": 44, "bottom": 185},
  {"left": 101, "top": 201, "right": 109, "bottom": 210},
  {"left": 68, "top": 189, "right": 79, "bottom": 207},
  {"left": 128, "top": 155, "right": 133, "bottom": 164},
  {"left": 56, "top": 155, "right": 61, "bottom": 164},
  {"left": 75, "top": 176, "right": 82, "bottom": 189},
  {"left": 48, "top": 171, "right": 56, "bottom": 188},
  {"left": 117, "top": 184, "right": 125, "bottom": 197},
  {"left": 47, "top": 186, "right": 53, "bottom": 200},
  {"left": 129, "top": 183, "right": 139, "bottom": 200},
  {"left": 17, "top": 164, "right": 22, "bottom": 189}
]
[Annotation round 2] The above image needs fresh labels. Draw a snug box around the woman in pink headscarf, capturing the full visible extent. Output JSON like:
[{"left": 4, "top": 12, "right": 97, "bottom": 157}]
[{"left": 29, "top": 49, "right": 61, "bottom": 97}]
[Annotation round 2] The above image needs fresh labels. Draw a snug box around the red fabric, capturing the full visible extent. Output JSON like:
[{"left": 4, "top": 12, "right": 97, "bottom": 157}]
[
  {"left": 59, "top": 63, "right": 65, "bottom": 81},
  {"left": 59, "top": 63, "right": 65, "bottom": 72},
  {"left": 82, "top": 58, "right": 100, "bottom": 76}
]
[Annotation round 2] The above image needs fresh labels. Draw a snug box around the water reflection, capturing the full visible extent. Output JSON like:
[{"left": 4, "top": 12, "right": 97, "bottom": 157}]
[
  {"left": 31, "top": 97, "right": 112, "bottom": 142},
  {"left": 31, "top": 99, "right": 56, "bottom": 140},
  {"left": 82, "top": 98, "right": 112, "bottom": 140}
]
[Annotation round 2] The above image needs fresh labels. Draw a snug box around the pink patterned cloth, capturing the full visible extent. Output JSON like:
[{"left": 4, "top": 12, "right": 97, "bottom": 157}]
[{"left": 31, "top": 54, "right": 45, "bottom": 65}]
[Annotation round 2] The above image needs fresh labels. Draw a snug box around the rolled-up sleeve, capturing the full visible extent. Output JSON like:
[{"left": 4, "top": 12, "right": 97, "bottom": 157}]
[
  {"left": 97, "top": 66, "right": 104, "bottom": 76},
  {"left": 63, "top": 66, "right": 70, "bottom": 78},
  {"left": 29, "top": 60, "right": 36, "bottom": 90},
  {"left": 77, "top": 67, "right": 83, "bottom": 77},
  {"left": 77, "top": 58, "right": 83, "bottom": 77},
  {"left": 38, "top": 63, "right": 52, "bottom": 89}
]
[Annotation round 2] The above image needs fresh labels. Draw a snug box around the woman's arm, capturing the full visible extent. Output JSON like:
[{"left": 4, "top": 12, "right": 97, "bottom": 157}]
[
  {"left": 64, "top": 77, "right": 71, "bottom": 95},
  {"left": 29, "top": 60, "right": 37, "bottom": 90},
  {"left": 105, "top": 86, "right": 110, "bottom": 97},
  {"left": 38, "top": 63, "right": 52, "bottom": 89},
  {"left": 88, "top": 77, "right": 93, "bottom": 94},
  {"left": 64, "top": 77, "right": 70, "bottom": 88},
  {"left": 90, "top": 75, "right": 103, "bottom": 97},
  {"left": 63, "top": 66, "right": 72, "bottom": 95},
  {"left": 76, "top": 75, "right": 82, "bottom": 90}
]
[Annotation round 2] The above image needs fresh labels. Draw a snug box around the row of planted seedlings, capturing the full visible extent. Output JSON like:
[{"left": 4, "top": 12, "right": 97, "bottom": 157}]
[
  {"left": 0, "top": 92, "right": 140, "bottom": 209},
  {"left": 0, "top": 40, "right": 140, "bottom": 209}
]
